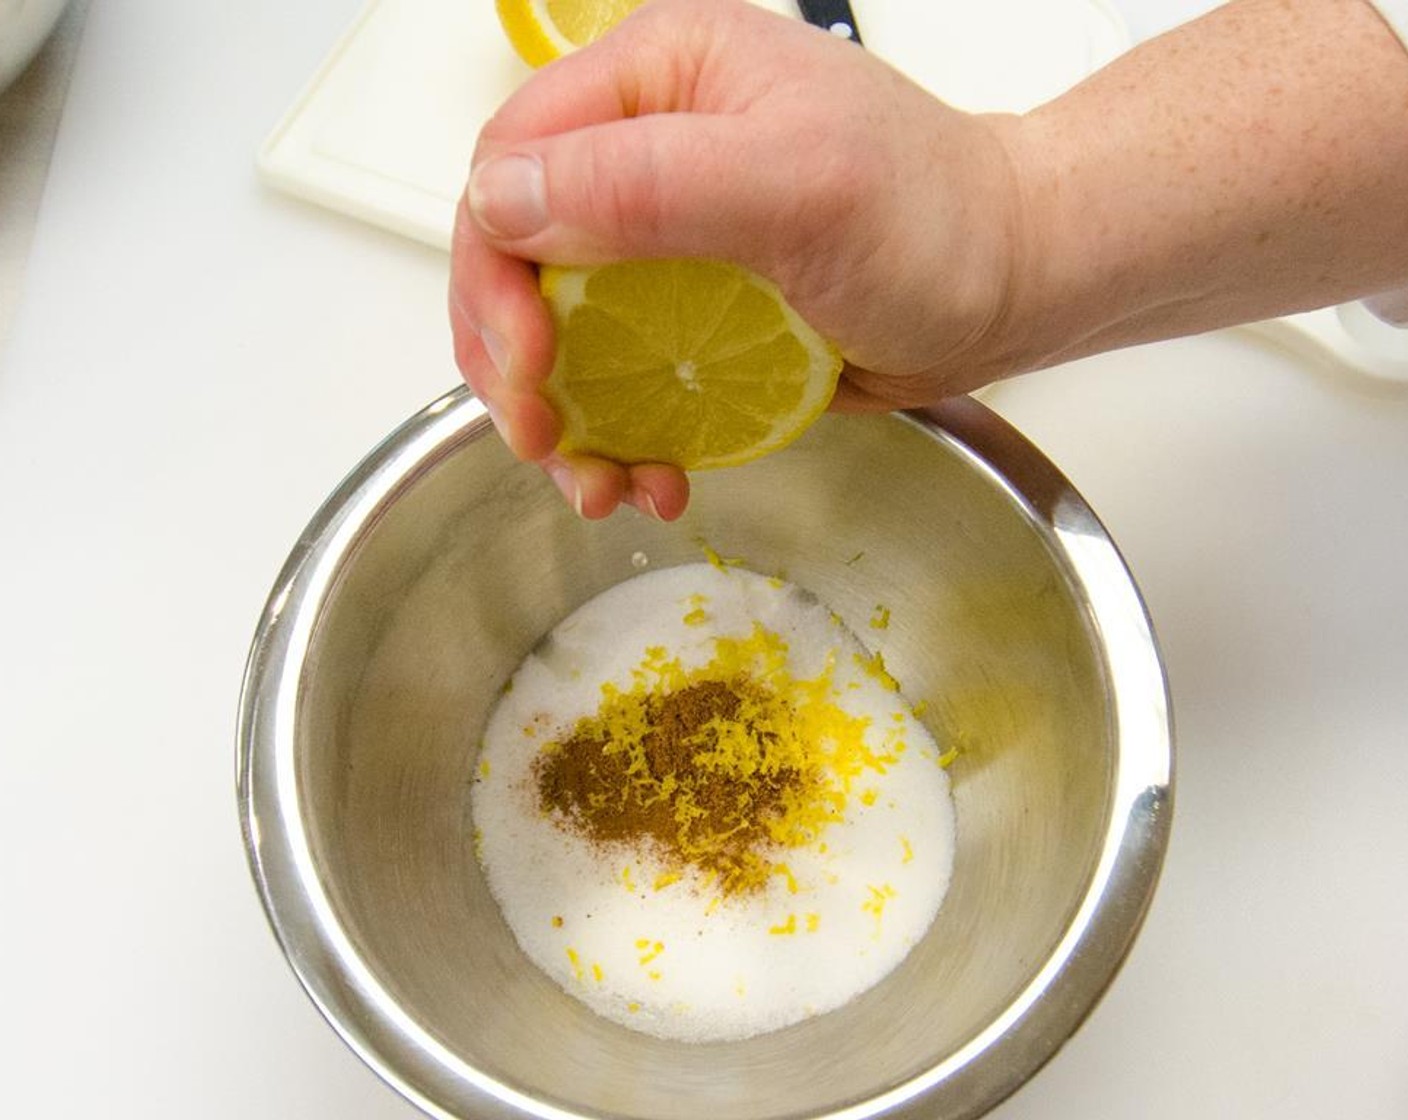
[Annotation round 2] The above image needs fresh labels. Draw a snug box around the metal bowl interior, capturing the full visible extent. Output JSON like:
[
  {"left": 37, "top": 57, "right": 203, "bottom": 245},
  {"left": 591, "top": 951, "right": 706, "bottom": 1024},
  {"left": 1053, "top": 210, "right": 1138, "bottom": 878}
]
[{"left": 239, "top": 390, "right": 1171, "bottom": 1120}]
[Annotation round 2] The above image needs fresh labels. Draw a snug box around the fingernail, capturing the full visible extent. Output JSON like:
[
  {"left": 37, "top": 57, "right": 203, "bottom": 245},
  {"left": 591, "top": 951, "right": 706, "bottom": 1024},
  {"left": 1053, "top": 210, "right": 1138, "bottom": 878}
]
[
  {"left": 480, "top": 325, "right": 510, "bottom": 381},
  {"left": 469, "top": 154, "right": 548, "bottom": 240},
  {"left": 639, "top": 490, "right": 665, "bottom": 521},
  {"left": 545, "top": 460, "right": 584, "bottom": 518}
]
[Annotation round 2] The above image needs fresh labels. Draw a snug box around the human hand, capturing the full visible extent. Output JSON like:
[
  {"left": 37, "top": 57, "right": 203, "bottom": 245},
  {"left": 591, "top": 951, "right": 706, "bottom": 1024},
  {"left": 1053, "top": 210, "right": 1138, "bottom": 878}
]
[{"left": 450, "top": 0, "right": 1029, "bottom": 519}]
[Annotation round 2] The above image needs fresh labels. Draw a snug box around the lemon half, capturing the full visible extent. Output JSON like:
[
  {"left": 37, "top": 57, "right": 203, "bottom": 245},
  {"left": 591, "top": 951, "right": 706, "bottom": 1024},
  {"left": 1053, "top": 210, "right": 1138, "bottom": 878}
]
[
  {"left": 541, "top": 259, "right": 843, "bottom": 471},
  {"left": 495, "top": 0, "right": 648, "bottom": 67}
]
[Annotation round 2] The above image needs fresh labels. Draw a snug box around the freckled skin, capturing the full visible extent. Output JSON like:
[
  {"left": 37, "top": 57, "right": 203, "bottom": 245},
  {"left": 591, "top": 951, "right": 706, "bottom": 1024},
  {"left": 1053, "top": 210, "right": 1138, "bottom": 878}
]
[{"left": 1013, "top": 0, "right": 1408, "bottom": 363}]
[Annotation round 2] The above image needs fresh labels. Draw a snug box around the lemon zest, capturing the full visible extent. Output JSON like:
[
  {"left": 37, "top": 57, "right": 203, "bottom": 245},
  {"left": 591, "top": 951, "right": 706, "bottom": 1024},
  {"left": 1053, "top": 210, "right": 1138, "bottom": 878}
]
[
  {"left": 854, "top": 650, "right": 899, "bottom": 691},
  {"left": 861, "top": 883, "right": 898, "bottom": 937},
  {"left": 537, "top": 621, "right": 897, "bottom": 898}
]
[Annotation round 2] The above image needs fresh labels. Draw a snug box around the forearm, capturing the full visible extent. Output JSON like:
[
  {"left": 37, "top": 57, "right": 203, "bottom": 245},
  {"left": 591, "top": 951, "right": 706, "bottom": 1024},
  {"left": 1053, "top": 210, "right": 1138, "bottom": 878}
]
[{"left": 1005, "top": 0, "right": 1408, "bottom": 371}]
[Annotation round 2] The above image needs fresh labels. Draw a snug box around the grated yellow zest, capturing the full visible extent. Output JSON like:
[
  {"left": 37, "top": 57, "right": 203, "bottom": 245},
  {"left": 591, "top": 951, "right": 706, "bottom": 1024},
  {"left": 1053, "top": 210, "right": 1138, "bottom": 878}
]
[
  {"left": 854, "top": 649, "right": 900, "bottom": 691},
  {"left": 769, "top": 913, "right": 798, "bottom": 936},
  {"left": 900, "top": 836, "right": 914, "bottom": 864},
  {"left": 805, "top": 912, "right": 821, "bottom": 933},
  {"left": 861, "top": 884, "right": 898, "bottom": 936},
  {"left": 936, "top": 746, "right": 961, "bottom": 768},
  {"left": 682, "top": 593, "right": 711, "bottom": 627},
  {"left": 701, "top": 543, "right": 745, "bottom": 571},
  {"left": 869, "top": 605, "right": 891, "bottom": 630},
  {"left": 545, "top": 622, "right": 894, "bottom": 897},
  {"left": 566, "top": 947, "right": 584, "bottom": 981},
  {"left": 652, "top": 871, "right": 681, "bottom": 891}
]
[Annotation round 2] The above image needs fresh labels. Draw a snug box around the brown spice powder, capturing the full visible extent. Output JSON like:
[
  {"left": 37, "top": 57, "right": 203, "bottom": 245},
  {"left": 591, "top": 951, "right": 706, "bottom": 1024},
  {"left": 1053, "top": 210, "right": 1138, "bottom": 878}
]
[{"left": 534, "top": 675, "right": 810, "bottom": 893}]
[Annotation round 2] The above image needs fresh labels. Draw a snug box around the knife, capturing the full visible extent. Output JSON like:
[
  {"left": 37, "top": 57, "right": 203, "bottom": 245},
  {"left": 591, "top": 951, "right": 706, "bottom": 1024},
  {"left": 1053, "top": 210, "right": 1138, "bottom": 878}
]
[{"left": 797, "top": 0, "right": 863, "bottom": 45}]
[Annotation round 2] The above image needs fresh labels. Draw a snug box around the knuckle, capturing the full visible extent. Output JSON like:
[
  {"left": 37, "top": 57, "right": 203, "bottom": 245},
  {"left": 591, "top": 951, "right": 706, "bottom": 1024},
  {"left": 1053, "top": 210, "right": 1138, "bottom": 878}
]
[{"left": 579, "top": 130, "right": 668, "bottom": 250}]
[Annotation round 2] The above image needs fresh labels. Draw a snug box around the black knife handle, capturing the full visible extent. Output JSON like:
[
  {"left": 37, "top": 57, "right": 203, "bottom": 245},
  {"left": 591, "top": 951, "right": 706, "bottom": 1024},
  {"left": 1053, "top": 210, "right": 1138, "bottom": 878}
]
[{"left": 797, "top": 0, "right": 863, "bottom": 45}]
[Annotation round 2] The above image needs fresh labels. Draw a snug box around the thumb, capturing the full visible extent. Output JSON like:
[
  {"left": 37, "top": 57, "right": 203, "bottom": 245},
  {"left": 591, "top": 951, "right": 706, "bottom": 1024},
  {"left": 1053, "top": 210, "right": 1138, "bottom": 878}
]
[{"left": 466, "top": 113, "right": 825, "bottom": 272}]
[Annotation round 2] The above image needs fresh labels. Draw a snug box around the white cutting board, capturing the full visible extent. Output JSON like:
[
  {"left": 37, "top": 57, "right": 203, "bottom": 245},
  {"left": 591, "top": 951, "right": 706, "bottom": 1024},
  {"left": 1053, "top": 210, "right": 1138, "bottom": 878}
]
[{"left": 257, "top": 0, "right": 1130, "bottom": 251}]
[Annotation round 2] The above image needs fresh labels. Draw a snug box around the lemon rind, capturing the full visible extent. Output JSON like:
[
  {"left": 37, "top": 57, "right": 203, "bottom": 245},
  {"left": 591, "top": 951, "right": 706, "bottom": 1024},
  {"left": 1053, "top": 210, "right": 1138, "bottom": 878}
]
[{"left": 496, "top": 0, "right": 577, "bottom": 67}]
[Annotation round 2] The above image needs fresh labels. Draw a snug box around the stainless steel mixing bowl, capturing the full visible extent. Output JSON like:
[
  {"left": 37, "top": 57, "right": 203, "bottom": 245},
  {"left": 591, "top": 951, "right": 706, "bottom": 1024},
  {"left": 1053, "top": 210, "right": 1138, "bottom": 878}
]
[{"left": 238, "top": 388, "right": 1172, "bottom": 1120}]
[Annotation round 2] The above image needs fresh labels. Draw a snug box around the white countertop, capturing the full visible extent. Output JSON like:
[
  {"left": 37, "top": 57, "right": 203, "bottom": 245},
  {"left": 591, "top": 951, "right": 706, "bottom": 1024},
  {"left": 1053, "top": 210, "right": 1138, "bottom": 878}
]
[{"left": 2, "top": 2, "right": 1405, "bottom": 1117}]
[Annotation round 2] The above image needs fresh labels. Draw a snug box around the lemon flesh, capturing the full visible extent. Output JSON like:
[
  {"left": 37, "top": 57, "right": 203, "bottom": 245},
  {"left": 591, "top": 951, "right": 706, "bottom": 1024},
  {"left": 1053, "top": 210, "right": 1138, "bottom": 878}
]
[
  {"left": 542, "top": 259, "right": 842, "bottom": 471},
  {"left": 496, "top": 0, "right": 648, "bottom": 67}
]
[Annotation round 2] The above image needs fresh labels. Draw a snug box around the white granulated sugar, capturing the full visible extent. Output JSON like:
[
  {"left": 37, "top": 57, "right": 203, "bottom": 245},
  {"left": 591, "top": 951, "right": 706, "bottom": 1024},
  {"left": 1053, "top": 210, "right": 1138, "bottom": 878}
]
[{"left": 472, "top": 562, "right": 955, "bottom": 1043}]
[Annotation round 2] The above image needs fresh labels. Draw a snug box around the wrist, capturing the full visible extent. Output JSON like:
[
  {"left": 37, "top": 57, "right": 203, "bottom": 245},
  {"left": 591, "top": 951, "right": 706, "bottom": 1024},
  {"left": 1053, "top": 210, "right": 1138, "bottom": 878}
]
[{"left": 962, "top": 111, "right": 1102, "bottom": 382}]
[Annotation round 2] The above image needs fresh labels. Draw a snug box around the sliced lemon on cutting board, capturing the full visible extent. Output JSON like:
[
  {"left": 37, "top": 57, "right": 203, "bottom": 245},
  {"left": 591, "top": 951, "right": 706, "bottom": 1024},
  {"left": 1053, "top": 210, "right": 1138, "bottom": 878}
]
[
  {"left": 540, "top": 258, "right": 843, "bottom": 471},
  {"left": 495, "top": 0, "right": 649, "bottom": 68}
]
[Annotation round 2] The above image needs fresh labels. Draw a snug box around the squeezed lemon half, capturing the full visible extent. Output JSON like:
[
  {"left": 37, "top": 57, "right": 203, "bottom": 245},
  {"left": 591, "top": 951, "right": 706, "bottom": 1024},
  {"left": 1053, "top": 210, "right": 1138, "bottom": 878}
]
[{"left": 540, "top": 259, "right": 843, "bottom": 471}]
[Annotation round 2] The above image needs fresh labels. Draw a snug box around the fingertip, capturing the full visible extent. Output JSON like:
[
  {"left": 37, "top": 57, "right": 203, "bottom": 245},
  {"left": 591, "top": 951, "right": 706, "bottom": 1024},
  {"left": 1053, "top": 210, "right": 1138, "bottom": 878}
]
[
  {"left": 627, "top": 464, "right": 690, "bottom": 521},
  {"left": 543, "top": 453, "right": 630, "bottom": 520}
]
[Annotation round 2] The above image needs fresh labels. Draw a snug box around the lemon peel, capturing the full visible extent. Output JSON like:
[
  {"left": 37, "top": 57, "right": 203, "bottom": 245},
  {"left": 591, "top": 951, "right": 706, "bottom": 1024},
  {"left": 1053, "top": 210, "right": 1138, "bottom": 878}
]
[{"left": 496, "top": 0, "right": 647, "bottom": 67}]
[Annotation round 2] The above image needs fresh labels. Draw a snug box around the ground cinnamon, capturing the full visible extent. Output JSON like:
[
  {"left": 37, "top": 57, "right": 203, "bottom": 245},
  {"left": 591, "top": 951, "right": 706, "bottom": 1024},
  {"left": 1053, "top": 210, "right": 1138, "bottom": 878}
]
[{"left": 534, "top": 674, "right": 813, "bottom": 894}]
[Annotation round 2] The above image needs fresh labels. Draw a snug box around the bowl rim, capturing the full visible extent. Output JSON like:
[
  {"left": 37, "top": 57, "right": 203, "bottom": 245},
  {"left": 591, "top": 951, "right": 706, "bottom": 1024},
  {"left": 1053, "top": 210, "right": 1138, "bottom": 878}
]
[{"left": 236, "top": 386, "right": 1173, "bottom": 1120}]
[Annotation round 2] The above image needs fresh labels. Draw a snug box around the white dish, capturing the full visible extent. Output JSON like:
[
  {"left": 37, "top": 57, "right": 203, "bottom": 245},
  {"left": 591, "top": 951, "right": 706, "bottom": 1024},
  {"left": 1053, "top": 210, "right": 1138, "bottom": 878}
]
[{"left": 1263, "top": 305, "right": 1408, "bottom": 385}]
